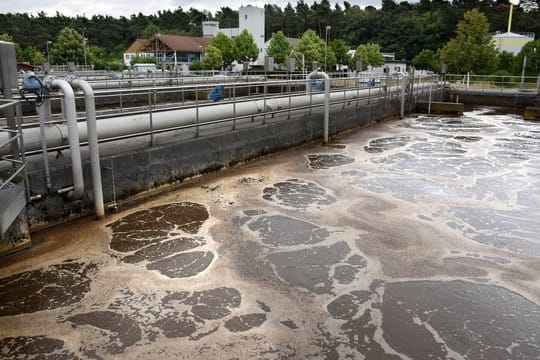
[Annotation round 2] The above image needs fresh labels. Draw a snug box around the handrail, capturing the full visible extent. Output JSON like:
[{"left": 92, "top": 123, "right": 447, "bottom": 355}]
[{"left": 0, "top": 99, "right": 29, "bottom": 200}]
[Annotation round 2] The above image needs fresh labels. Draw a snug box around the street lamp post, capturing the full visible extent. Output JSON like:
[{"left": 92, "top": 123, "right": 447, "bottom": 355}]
[
  {"left": 155, "top": 34, "right": 161, "bottom": 62},
  {"left": 83, "top": 37, "right": 88, "bottom": 68},
  {"left": 325, "top": 25, "right": 331, "bottom": 72},
  {"left": 46, "top": 41, "right": 52, "bottom": 63}
]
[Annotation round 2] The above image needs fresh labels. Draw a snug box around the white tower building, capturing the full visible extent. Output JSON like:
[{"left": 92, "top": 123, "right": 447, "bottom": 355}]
[
  {"left": 239, "top": 5, "right": 265, "bottom": 60},
  {"left": 202, "top": 5, "right": 266, "bottom": 65}
]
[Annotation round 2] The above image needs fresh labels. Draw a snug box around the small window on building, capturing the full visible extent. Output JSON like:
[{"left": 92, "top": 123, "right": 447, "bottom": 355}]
[{"left": 245, "top": 15, "right": 248, "bottom": 20}]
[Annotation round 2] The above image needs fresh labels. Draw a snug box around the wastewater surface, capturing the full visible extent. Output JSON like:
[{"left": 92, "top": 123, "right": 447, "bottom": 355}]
[{"left": 1, "top": 109, "right": 540, "bottom": 359}]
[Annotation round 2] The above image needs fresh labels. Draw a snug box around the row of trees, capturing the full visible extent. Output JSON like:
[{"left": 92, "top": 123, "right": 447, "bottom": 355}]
[
  {"left": 193, "top": 8, "right": 539, "bottom": 77},
  {"left": 192, "top": 28, "right": 385, "bottom": 72},
  {"left": 192, "top": 30, "right": 259, "bottom": 70},
  {"left": 264, "top": 0, "right": 539, "bottom": 61},
  {"left": 1, "top": 2, "right": 539, "bottom": 76},
  {"left": 0, "top": 0, "right": 538, "bottom": 69}
]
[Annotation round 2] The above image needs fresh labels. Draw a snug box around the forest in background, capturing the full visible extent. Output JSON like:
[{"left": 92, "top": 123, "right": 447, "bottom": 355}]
[{"left": 0, "top": 0, "right": 539, "bottom": 66}]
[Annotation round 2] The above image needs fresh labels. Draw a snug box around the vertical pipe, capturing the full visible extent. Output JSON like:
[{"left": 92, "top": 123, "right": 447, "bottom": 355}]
[
  {"left": 50, "top": 79, "right": 84, "bottom": 201},
  {"left": 324, "top": 75, "right": 330, "bottom": 143},
  {"left": 307, "top": 70, "right": 330, "bottom": 143},
  {"left": 36, "top": 99, "right": 52, "bottom": 190},
  {"left": 70, "top": 79, "right": 105, "bottom": 219},
  {"left": 400, "top": 76, "right": 406, "bottom": 119}
]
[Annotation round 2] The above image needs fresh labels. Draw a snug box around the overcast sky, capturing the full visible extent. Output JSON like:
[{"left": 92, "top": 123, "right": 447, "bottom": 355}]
[{"left": 0, "top": 1, "right": 386, "bottom": 18}]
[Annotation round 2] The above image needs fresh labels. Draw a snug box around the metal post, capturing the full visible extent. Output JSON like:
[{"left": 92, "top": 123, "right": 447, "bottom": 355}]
[
  {"left": 288, "top": 80, "right": 292, "bottom": 120},
  {"left": 15, "top": 102, "right": 30, "bottom": 201},
  {"left": 325, "top": 26, "right": 331, "bottom": 72},
  {"left": 263, "top": 82, "right": 267, "bottom": 125},
  {"left": 400, "top": 76, "right": 406, "bottom": 119},
  {"left": 356, "top": 77, "right": 359, "bottom": 108},
  {"left": 196, "top": 86, "right": 199, "bottom": 137},
  {"left": 428, "top": 82, "right": 433, "bottom": 115},
  {"left": 343, "top": 85, "right": 346, "bottom": 109},
  {"left": 46, "top": 41, "right": 52, "bottom": 63},
  {"left": 233, "top": 84, "right": 236, "bottom": 130},
  {"left": 148, "top": 91, "right": 153, "bottom": 145},
  {"left": 520, "top": 55, "right": 527, "bottom": 90}
]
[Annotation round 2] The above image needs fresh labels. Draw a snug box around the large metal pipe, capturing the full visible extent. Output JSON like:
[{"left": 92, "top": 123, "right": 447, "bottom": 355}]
[
  {"left": 71, "top": 79, "right": 105, "bottom": 219},
  {"left": 36, "top": 98, "right": 52, "bottom": 190},
  {"left": 49, "top": 79, "right": 84, "bottom": 200},
  {"left": 1, "top": 83, "right": 435, "bottom": 157},
  {"left": 307, "top": 70, "right": 330, "bottom": 143}
]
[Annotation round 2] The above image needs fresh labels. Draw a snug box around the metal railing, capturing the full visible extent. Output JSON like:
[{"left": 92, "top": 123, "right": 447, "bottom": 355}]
[
  {"left": 0, "top": 99, "right": 29, "bottom": 198},
  {"left": 15, "top": 74, "right": 441, "bottom": 158},
  {"left": 445, "top": 73, "right": 540, "bottom": 93}
]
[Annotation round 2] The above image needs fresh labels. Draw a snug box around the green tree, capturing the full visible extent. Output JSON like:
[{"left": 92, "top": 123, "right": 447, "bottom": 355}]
[
  {"left": 267, "top": 31, "right": 292, "bottom": 67},
  {"left": 439, "top": 9, "right": 499, "bottom": 74},
  {"left": 282, "top": 3, "right": 297, "bottom": 37},
  {"left": 208, "top": 32, "right": 234, "bottom": 67},
  {"left": 330, "top": 38, "right": 351, "bottom": 69},
  {"left": 351, "top": 43, "right": 384, "bottom": 70},
  {"left": 202, "top": 44, "right": 223, "bottom": 70},
  {"left": 295, "top": 29, "right": 326, "bottom": 70},
  {"left": 22, "top": 46, "right": 46, "bottom": 65},
  {"left": 515, "top": 39, "right": 540, "bottom": 76},
  {"left": 189, "top": 59, "right": 202, "bottom": 71},
  {"left": 50, "top": 27, "right": 86, "bottom": 65},
  {"left": 233, "top": 29, "right": 259, "bottom": 63},
  {"left": 215, "top": 7, "right": 238, "bottom": 28},
  {"left": 497, "top": 51, "right": 517, "bottom": 75},
  {"left": 412, "top": 49, "right": 440, "bottom": 71},
  {"left": 265, "top": 4, "right": 284, "bottom": 40},
  {"left": 143, "top": 23, "right": 161, "bottom": 38}
]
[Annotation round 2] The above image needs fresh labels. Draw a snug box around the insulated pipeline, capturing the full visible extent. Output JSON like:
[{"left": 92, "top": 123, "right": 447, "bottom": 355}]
[{"left": 1, "top": 83, "right": 432, "bottom": 157}]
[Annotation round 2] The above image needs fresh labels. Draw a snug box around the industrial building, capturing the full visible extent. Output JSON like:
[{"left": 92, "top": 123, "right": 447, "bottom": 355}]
[{"left": 124, "top": 5, "right": 265, "bottom": 69}]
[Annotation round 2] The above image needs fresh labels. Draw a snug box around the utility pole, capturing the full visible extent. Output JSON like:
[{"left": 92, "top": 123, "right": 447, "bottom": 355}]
[
  {"left": 46, "top": 41, "right": 52, "bottom": 64},
  {"left": 325, "top": 25, "right": 331, "bottom": 72}
]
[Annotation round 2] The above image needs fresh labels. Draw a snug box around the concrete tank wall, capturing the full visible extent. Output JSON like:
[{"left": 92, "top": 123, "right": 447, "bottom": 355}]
[{"left": 24, "top": 91, "right": 433, "bottom": 229}]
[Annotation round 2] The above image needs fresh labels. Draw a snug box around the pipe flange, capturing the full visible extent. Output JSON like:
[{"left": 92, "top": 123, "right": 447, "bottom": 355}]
[{"left": 42, "top": 76, "right": 57, "bottom": 92}]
